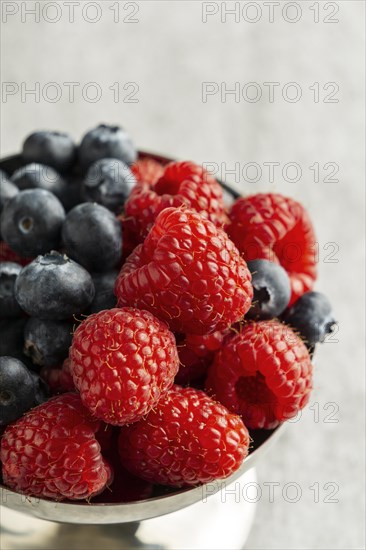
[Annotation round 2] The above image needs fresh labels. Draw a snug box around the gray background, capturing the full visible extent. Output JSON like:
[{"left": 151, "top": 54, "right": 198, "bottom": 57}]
[{"left": 1, "top": 1, "right": 365, "bottom": 549}]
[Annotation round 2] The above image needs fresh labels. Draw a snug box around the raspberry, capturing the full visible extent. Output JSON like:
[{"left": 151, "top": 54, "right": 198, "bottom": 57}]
[
  {"left": 40, "top": 358, "right": 75, "bottom": 395},
  {"left": 118, "top": 385, "right": 250, "bottom": 487},
  {"left": 124, "top": 161, "right": 228, "bottom": 242},
  {"left": 206, "top": 320, "right": 313, "bottom": 429},
  {"left": 120, "top": 158, "right": 167, "bottom": 257},
  {"left": 115, "top": 208, "right": 253, "bottom": 335},
  {"left": 118, "top": 214, "right": 142, "bottom": 261},
  {"left": 175, "top": 330, "right": 228, "bottom": 385},
  {"left": 0, "top": 393, "right": 110, "bottom": 500},
  {"left": 119, "top": 157, "right": 164, "bottom": 261},
  {"left": 227, "top": 194, "right": 317, "bottom": 305},
  {"left": 69, "top": 307, "right": 179, "bottom": 425},
  {"left": 131, "top": 157, "right": 165, "bottom": 185}
]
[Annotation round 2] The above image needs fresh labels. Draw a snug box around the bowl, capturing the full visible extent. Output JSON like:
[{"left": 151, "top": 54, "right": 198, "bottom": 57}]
[{"left": 0, "top": 152, "right": 285, "bottom": 525}]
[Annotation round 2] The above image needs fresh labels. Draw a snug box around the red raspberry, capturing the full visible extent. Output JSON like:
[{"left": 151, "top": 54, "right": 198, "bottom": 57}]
[
  {"left": 175, "top": 330, "right": 228, "bottom": 385},
  {"left": 0, "top": 241, "right": 33, "bottom": 266},
  {"left": 115, "top": 208, "right": 253, "bottom": 335},
  {"left": 118, "top": 214, "right": 142, "bottom": 261},
  {"left": 227, "top": 194, "right": 317, "bottom": 305},
  {"left": 40, "top": 358, "right": 75, "bottom": 394},
  {"left": 131, "top": 157, "right": 165, "bottom": 185},
  {"left": 206, "top": 320, "right": 313, "bottom": 429},
  {"left": 118, "top": 385, "right": 250, "bottom": 487},
  {"left": 69, "top": 307, "right": 179, "bottom": 425},
  {"left": 124, "top": 161, "right": 229, "bottom": 242},
  {"left": 0, "top": 393, "right": 111, "bottom": 500}
]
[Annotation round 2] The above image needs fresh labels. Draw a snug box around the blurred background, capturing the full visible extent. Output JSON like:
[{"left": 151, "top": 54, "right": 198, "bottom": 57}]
[{"left": 1, "top": 1, "right": 365, "bottom": 549}]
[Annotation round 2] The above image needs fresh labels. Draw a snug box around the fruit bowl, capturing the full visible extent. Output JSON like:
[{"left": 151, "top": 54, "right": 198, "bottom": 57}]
[{"left": 0, "top": 151, "right": 286, "bottom": 525}]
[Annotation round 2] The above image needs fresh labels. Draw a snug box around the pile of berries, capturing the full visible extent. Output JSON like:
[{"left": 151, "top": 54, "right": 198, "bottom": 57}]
[{"left": 0, "top": 125, "right": 336, "bottom": 503}]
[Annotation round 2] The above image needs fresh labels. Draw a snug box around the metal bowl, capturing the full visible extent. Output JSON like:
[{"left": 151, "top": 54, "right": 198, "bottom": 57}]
[{"left": 0, "top": 152, "right": 285, "bottom": 525}]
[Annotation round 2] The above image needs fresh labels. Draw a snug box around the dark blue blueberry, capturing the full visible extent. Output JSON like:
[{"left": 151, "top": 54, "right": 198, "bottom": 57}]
[
  {"left": 11, "top": 163, "right": 67, "bottom": 203},
  {"left": 15, "top": 251, "right": 95, "bottom": 320},
  {"left": 22, "top": 130, "right": 76, "bottom": 173},
  {"left": 24, "top": 317, "right": 73, "bottom": 367},
  {"left": 78, "top": 124, "right": 137, "bottom": 170},
  {"left": 0, "top": 318, "right": 26, "bottom": 359},
  {"left": 0, "top": 178, "right": 19, "bottom": 240},
  {"left": 0, "top": 262, "right": 23, "bottom": 317},
  {"left": 82, "top": 158, "right": 136, "bottom": 213},
  {"left": 0, "top": 356, "right": 36, "bottom": 426},
  {"left": 0, "top": 176, "right": 18, "bottom": 213},
  {"left": 0, "top": 318, "right": 42, "bottom": 372},
  {"left": 62, "top": 203, "right": 122, "bottom": 272},
  {"left": 0, "top": 189, "right": 65, "bottom": 257},
  {"left": 246, "top": 259, "right": 291, "bottom": 320},
  {"left": 282, "top": 291, "right": 336, "bottom": 347},
  {"left": 89, "top": 270, "right": 118, "bottom": 313},
  {"left": 61, "top": 175, "right": 83, "bottom": 211},
  {"left": 29, "top": 371, "right": 49, "bottom": 406}
]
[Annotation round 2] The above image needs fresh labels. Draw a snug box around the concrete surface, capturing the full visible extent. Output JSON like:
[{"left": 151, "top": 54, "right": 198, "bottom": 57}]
[{"left": 1, "top": 1, "right": 365, "bottom": 549}]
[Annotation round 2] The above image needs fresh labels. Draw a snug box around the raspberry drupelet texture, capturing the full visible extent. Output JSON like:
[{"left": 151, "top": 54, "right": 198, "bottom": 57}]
[
  {"left": 0, "top": 393, "right": 110, "bottom": 500},
  {"left": 227, "top": 193, "right": 317, "bottom": 305},
  {"left": 131, "top": 157, "right": 165, "bottom": 186},
  {"left": 124, "top": 161, "right": 229, "bottom": 243},
  {"left": 118, "top": 385, "right": 250, "bottom": 487},
  {"left": 206, "top": 320, "right": 313, "bottom": 429},
  {"left": 69, "top": 307, "right": 179, "bottom": 425},
  {"left": 115, "top": 208, "right": 253, "bottom": 335}
]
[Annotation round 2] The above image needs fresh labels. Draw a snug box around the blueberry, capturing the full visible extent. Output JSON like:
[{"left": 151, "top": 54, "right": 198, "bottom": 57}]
[
  {"left": 89, "top": 270, "right": 118, "bottom": 313},
  {"left": 61, "top": 175, "right": 83, "bottom": 211},
  {"left": 0, "top": 179, "right": 18, "bottom": 240},
  {"left": 0, "top": 177, "right": 18, "bottom": 213},
  {"left": 282, "top": 291, "right": 336, "bottom": 347},
  {"left": 0, "top": 169, "right": 9, "bottom": 182},
  {"left": 246, "top": 259, "right": 291, "bottom": 320},
  {"left": 0, "top": 318, "right": 40, "bottom": 372},
  {"left": 11, "top": 163, "right": 68, "bottom": 202},
  {"left": 78, "top": 124, "right": 137, "bottom": 169},
  {"left": 0, "top": 189, "right": 65, "bottom": 257},
  {"left": 0, "top": 356, "right": 36, "bottom": 426},
  {"left": 0, "top": 318, "right": 26, "bottom": 359},
  {"left": 62, "top": 203, "right": 122, "bottom": 272},
  {"left": 15, "top": 251, "right": 95, "bottom": 320},
  {"left": 22, "top": 130, "right": 76, "bottom": 173},
  {"left": 29, "top": 371, "right": 49, "bottom": 406},
  {"left": 0, "top": 262, "right": 23, "bottom": 317},
  {"left": 82, "top": 158, "right": 136, "bottom": 213},
  {"left": 24, "top": 317, "right": 73, "bottom": 367}
]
